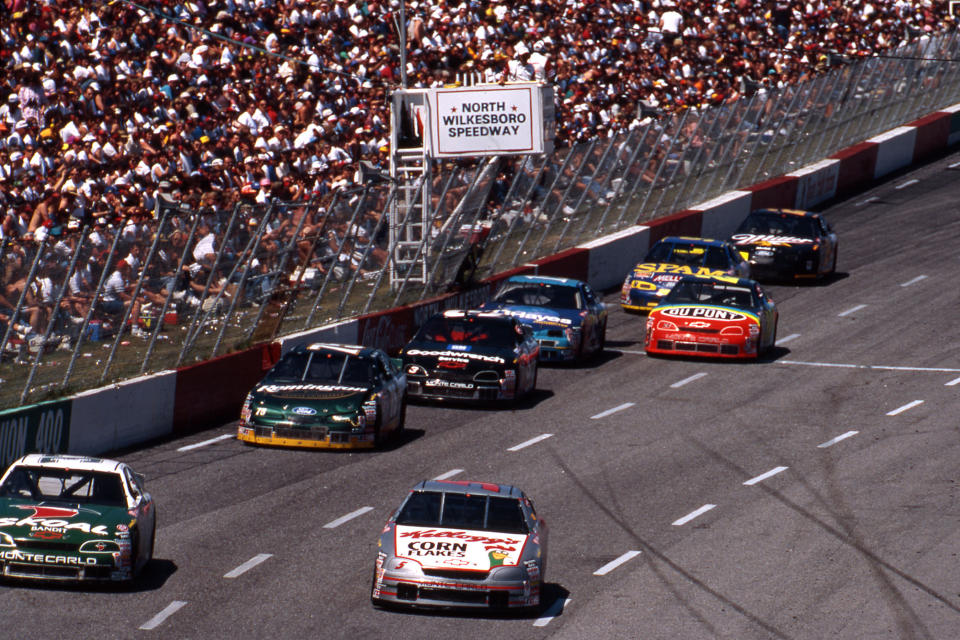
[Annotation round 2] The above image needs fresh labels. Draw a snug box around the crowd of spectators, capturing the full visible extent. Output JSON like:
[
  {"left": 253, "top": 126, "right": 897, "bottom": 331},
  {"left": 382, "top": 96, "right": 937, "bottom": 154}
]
[{"left": 0, "top": 0, "right": 953, "bottom": 355}]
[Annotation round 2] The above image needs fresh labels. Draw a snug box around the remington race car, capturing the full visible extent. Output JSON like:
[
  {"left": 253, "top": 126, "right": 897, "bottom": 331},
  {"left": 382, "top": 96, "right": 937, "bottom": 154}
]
[
  {"left": 238, "top": 343, "right": 406, "bottom": 449},
  {"left": 729, "top": 208, "right": 837, "bottom": 281},
  {"left": 645, "top": 275, "right": 778, "bottom": 359},
  {"left": 0, "top": 454, "right": 156, "bottom": 583},
  {"left": 480, "top": 275, "right": 607, "bottom": 362},
  {"left": 401, "top": 310, "right": 539, "bottom": 403},
  {"left": 371, "top": 480, "right": 547, "bottom": 611},
  {"left": 621, "top": 236, "right": 750, "bottom": 313}
]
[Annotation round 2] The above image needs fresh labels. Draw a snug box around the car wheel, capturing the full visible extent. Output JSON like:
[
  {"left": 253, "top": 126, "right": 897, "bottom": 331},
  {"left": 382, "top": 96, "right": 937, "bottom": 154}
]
[
  {"left": 596, "top": 320, "right": 607, "bottom": 357},
  {"left": 829, "top": 247, "right": 838, "bottom": 276},
  {"left": 373, "top": 413, "right": 383, "bottom": 448},
  {"left": 529, "top": 363, "right": 538, "bottom": 395},
  {"left": 765, "top": 320, "right": 778, "bottom": 355},
  {"left": 395, "top": 397, "right": 407, "bottom": 436}
]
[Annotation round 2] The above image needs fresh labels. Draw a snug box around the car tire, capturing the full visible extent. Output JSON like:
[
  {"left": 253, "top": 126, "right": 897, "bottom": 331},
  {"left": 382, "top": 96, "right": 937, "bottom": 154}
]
[
  {"left": 765, "top": 320, "right": 778, "bottom": 355},
  {"left": 595, "top": 320, "right": 607, "bottom": 357},
  {"left": 395, "top": 397, "right": 407, "bottom": 437},
  {"left": 529, "top": 363, "right": 538, "bottom": 396},
  {"left": 373, "top": 413, "right": 383, "bottom": 449}
]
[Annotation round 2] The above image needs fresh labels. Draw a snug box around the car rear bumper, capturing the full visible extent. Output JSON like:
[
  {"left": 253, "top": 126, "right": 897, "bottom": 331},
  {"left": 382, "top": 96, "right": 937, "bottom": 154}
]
[
  {"left": 237, "top": 426, "right": 375, "bottom": 449},
  {"left": 373, "top": 573, "right": 539, "bottom": 610},
  {"left": 0, "top": 557, "right": 131, "bottom": 582},
  {"left": 645, "top": 332, "right": 757, "bottom": 359},
  {"left": 406, "top": 379, "right": 515, "bottom": 402}
]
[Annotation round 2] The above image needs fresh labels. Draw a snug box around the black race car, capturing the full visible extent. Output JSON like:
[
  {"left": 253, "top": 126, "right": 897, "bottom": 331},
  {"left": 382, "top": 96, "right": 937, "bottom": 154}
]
[
  {"left": 729, "top": 209, "right": 838, "bottom": 281},
  {"left": 401, "top": 310, "right": 539, "bottom": 403}
]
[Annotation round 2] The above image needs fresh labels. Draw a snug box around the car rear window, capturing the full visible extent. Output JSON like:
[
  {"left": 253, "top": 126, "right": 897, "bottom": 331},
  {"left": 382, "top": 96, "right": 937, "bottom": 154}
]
[
  {"left": 494, "top": 282, "right": 581, "bottom": 309},
  {"left": 396, "top": 491, "right": 528, "bottom": 534},
  {"left": 415, "top": 316, "right": 518, "bottom": 347}
]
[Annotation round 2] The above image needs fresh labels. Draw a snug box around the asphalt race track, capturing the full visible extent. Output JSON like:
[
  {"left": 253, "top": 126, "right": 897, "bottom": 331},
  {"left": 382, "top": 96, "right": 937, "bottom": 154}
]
[{"left": 3, "top": 149, "right": 960, "bottom": 639}]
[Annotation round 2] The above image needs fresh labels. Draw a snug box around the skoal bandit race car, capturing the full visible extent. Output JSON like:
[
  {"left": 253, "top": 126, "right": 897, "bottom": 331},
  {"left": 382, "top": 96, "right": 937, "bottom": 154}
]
[
  {"left": 729, "top": 208, "right": 837, "bottom": 281},
  {"left": 402, "top": 310, "right": 538, "bottom": 402},
  {"left": 238, "top": 343, "right": 406, "bottom": 449},
  {"left": 645, "top": 275, "right": 778, "bottom": 359},
  {"left": 480, "top": 275, "right": 607, "bottom": 362},
  {"left": 621, "top": 236, "right": 750, "bottom": 313},
  {"left": 371, "top": 480, "right": 547, "bottom": 611},
  {"left": 0, "top": 454, "right": 156, "bottom": 583}
]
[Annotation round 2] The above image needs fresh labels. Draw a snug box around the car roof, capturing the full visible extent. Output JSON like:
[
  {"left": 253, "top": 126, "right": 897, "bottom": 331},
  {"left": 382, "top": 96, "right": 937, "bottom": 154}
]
[
  {"left": 505, "top": 275, "right": 582, "bottom": 287},
  {"left": 750, "top": 208, "right": 817, "bottom": 218},
  {"left": 409, "top": 479, "right": 524, "bottom": 499},
  {"left": 299, "top": 343, "right": 380, "bottom": 358},
  {"left": 657, "top": 235, "right": 727, "bottom": 247},
  {"left": 12, "top": 454, "right": 125, "bottom": 474}
]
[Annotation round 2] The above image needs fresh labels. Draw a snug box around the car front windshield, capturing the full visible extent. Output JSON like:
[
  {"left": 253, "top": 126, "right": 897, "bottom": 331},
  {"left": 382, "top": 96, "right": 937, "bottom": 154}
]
[
  {"left": 494, "top": 282, "right": 581, "bottom": 309},
  {"left": 267, "top": 351, "right": 375, "bottom": 386},
  {"left": 396, "top": 491, "right": 528, "bottom": 534},
  {"left": 0, "top": 467, "right": 126, "bottom": 507},
  {"left": 416, "top": 316, "right": 518, "bottom": 347},
  {"left": 665, "top": 280, "right": 756, "bottom": 308},
  {"left": 738, "top": 213, "right": 816, "bottom": 238}
]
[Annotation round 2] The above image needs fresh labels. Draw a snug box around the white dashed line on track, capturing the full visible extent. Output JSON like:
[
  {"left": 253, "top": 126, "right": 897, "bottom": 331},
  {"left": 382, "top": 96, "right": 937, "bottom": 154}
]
[
  {"left": 838, "top": 304, "right": 867, "bottom": 317},
  {"left": 899, "top": 275, "right": 928, "bottom": 287},
  {"left": 433, "top": 469, "right": 464, "bottom": 481},
  {"left": 946, "top": 376, "right": 960, "bottom": 386},
  {"left": 894, "top": 178, "right": 919, "bottom": 190},
  {"left": 818, "top": 431, "right": 859, "bottom": 448},
  {"left": 507, "top": 434, "right": 553, "bottom": 451},
  {"left": 856, "top": 196, "right": 879, "bottom": 206},
  {"left": 590, "top": 403, "right": 635, "bottom": 419},
  {"left": 224, "top": 554, "right": 272, "bottom": 579},
  {"left": 139, "top": 601, "right": 187, "bottom": 631},
  {"left": 886, "top": 400, "right": 924, "bottom": 416},
  {"left": 779, "top": 360, "right": 960, "bottom": 373},
  {"left": 744, "top": 466, "right": 788, "bottom": 486},
  {"left": 323, "top": 506, "right": 374, "bottom": 529},
  {"left": 949, "top": 160, "right": 960, "bottom": 169},
  {"left": 177, "top": 434, "right": 234, "bottom": 452},
  {"left": 593, "top": 550, "right": 642, "bottom": 576},
  {"left": 670, "top": 373, "right": 707, "bottom": 388},
  {"left": 775, "top": 333, "right": 800, "bottom": 346},
  {"left": 533, "top": 596, "right": 571, "bottom": 627},
  {"left": 672, "top": 504, "right": 717, "bottom": 526}
]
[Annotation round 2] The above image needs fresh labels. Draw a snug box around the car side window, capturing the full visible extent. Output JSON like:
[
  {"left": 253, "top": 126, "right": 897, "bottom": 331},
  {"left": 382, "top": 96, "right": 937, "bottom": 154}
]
[{"left": 123, "top": 468, "right": 141, "bottom": 503}]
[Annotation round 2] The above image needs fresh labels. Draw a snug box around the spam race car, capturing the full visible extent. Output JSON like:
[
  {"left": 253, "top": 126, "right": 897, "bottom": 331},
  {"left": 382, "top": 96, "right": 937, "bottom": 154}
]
[
  {"left": 371, "top": 480, "right": 547, "bottom": 611},
  {"left": 401, "top": 310, "right": 538, "bottom": 403},
  {"left": 729, "top": 208, "right": 837, "bottom": 281},
  {"left": 0, "top": 454, "right": 156, "bottom": 583},
  {"left": 621, "top": 236, "right": 750, "bottom": 313},
  {"left": 238, "top": 343, "right": 406, "bottom": 449},
  {"left": 645, "top": 275, "right": 778, "bottom": 359},
  {"left": 480, "top": 275, "right": 607, "bottom": 362}
]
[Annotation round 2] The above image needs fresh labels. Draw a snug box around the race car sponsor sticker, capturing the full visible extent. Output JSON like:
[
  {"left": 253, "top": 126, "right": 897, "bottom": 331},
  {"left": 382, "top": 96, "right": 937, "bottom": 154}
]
[
  {"left": 406, "top": 349, "right": 505, "bottom": 364},
  {"left": 658, "top": 306, "right": 749, "bottom": 322},
  {"left": 730, "top": 233, "right": 814, "bottom": 245},
  {"left": 499, "top": 309, "right": 572, "bottom": 327},
  {"left": 255, "top": 384, "right": 368, "bottom": 394},
  {"left": 395, "top": 526, "right": 527, "bottom": 570},
  {"left": 424, "top": 379, "right": 475, "bottom": 389}
]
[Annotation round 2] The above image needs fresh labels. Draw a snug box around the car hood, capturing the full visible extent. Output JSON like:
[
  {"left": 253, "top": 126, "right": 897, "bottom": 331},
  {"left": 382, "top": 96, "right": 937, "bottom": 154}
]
[
  {"left": 651, "top": 303, "right": 759, "bottom": 325},
  {"left": 250, "top": 383, "right": 370, "bottom": 413},
  {"left": 0, "top": 500, "right": 132, "bottom": 543},
  {"left": 392, "top": 525, "right": 530, "bottom": 570},
  {"left": 479, "top": 303, "right": 582, "bottom": 330}
]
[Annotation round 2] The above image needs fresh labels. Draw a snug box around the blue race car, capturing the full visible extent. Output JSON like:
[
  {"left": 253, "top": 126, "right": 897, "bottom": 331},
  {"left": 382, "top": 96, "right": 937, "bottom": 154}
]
[{"left": 480, "top": 275, "right": 607, "bottom": 362}]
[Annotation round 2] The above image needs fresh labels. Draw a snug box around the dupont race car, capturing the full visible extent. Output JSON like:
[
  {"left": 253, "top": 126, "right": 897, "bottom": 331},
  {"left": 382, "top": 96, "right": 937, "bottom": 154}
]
[
  {"left": 729, "top": 208, "right": 838, "bottom": 281},
  {"left": 238, "top": 343, "right": 406, "bottom": 449},
  {"left": 621, "top": 236, "right": 750, "bottom": 313},
  {"left": 645, "top": 274, "right": 778, "bottom": 359},
  {"left": 371, "top": 480, "right": 547, "bottom": 611},
  {"left": 0, "top": 454, "right": 156, "bottom": 583},
  {"left": 480, "top": 275, "right": 607, "bottom": 362},
  {"left": 401, "top": 310, "right": 539, "bottom": 403}
]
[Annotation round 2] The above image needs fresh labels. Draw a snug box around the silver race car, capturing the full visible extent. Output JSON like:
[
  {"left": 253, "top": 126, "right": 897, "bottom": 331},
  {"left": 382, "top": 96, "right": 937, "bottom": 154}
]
[{"left": 371, "top": 480, "right": 548, "bottom": 611}]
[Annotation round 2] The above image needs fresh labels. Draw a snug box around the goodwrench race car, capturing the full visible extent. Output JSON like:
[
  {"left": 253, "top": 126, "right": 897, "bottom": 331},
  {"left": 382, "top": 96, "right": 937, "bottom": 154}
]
[
  {"left": 645, "top": 274, "right": 778, "bottom": 359},
  {"left": 621, "top": 236, "right": 750, "bottom": 313},
  {"left": 0, "top": 454, "right": 156, "bottom": 583},
  {"left": 371, "top": 480, "right": 548, "bottom": 611},
  {"left": 480, "top": 275, "right": 607, "bottom": 362},
  {"left": 729, "top": 208, "right": 838, "bottom": 281}
]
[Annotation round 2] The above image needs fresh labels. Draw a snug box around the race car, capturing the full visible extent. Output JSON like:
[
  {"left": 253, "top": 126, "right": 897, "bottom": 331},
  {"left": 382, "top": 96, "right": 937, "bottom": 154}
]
[
  {"left": 371, "top": 479, "right": 547, "bottom": 611},
  {"left": 729, "top": 208, "right": 838, "bottom": 281},
  {"left": 645, "top": 274, "right": 778, "bottom": 359},
  {"left": 401, "top": 310, "right": 538, "bottom": 403},
  {"left": 621, "top": 236, "right": 750, "bottom": 313},
  {"left": 237, "top": 343, "right": 406, "bottom": 449},
  {"left": 0, "top": 454, "right": 156, "bottom": 583},
  {"left": 480, "top": 275, "right": 607, "bottom": 362}
]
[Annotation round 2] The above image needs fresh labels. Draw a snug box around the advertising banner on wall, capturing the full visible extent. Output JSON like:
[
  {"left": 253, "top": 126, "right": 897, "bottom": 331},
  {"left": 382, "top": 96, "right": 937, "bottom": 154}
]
[{"left": 0, "top": 400, "right": 71, "bottom": 469}]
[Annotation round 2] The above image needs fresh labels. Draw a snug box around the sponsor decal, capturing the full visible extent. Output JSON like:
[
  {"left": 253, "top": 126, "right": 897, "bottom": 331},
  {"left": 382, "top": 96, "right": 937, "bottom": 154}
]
[
  {"left": 396, "top": 526, "right": 526, "bottom": 570},
  {"left": 291, "top": 406, "right": 318, "bottom": 416},
  {"left": 406, "top": 349, "right": 505, "bottom": 364},
  {"left": 731, "top": 233, "right": 814, "bottom": 246},
  {"left": 634, "top": 263, "right": 730, "bottom": 278},
  {"left": 307, "top": 344, "right": 363, "bottom": 355},
  {"left": 447, "top": 344, "right": 471, "bottom": 352},
  {"left": 424, "top": 379, "right": 475, "bottom": 389},
  {"left": 30, "top": 530, "right": 63, "bottom": 540},
  {"left": 0, "top": 505, "right": 109, "bottom": 535},
  {"left": 406, "top": 541, "right": 468, "bottom": 557},
  {"left": 659, "top": 306, "right": 749, "bottom": 322},
  {"left": 0, "top": 549, "right": 98, "bottom": 565},
  {"left": 500, "top": 309, "right": 572, "bottom": 327},
  {"left": 256, "top": 384, "right": 367, "bottom": 394}
]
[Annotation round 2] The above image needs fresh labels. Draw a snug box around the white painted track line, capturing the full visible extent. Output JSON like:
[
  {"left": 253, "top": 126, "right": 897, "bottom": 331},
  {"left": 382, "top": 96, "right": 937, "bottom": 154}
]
[
  {"left": 433, "top": 469, "right": 463, "bottom": 481},
  {"left": 895, "top": 178, "right": 919, "bottom": 189},
  {"left": 323, "top": 506, "right": 374, "bottom": 529},
  {"left": 224, "top": 553, "right": 272, "bottom": 579},
  {"left": 818, "top": 431, "right": 859, "bottom": 448},
  {"left": 139, "top": 601, "right": 187, "bottom": 630},
  {"left": 507, "top": 433, "right": 553, "bottom": 451},
  {"left": 177, "top": 434, "right": 234, "bottom": 452},
  {"left": 590, "top": 403, "right": 635, "bottom": 419},
  {"left": 533, "top": 596, "right": 571, "bottom": 627},
  {"left": 899, "top": 275, "right": 927, "bottom": 287},
  {"left": 593, "top": 550, "right": 642, "bottom": 576},
  {"left": 838, "top": 304, "right": 867, "bottom": 317},
  {"left": 946, "top": 376, "right": 960, "bottom": 387},
  {"left": 672, "top": 504, "right": 717, "bottom": 526},
  {"left": 744, "top": 466, "right": 788, "bottom": 486},
  {"left": 949, "top": 160, "right": 960, "bottom": 169},
  {"left": 775, "top": 333, "right": 800, "bottom": 346},
  {"left": 670, "top": 373, "right": 707, "bottom": 389},
  {"left": 856, "top": 196, "right": 879, "bottom": 206},
  {"left": 886, "top": 400, "right": 924, "bottom": 416}
]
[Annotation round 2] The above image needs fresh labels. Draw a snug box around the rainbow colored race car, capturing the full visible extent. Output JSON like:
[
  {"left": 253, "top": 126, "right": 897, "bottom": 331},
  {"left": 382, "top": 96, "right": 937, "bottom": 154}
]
[
  {"left": 645, "top": 274, "right": 778, "bottom": 359},
  {"left": 621, "top": 236, "right": 750, "bottom": 313}
]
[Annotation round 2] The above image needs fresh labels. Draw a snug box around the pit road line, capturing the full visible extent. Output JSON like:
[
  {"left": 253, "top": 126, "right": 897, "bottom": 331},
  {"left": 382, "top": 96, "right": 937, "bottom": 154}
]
[
  {"left": 590, "top": 403, "right": 635, "bottom": 419},
  {"left": 670, "top": 373, "right": 707, "bottom": 388},
  {"left": 507, "top": 434, "right": 553, "bottom": 451},
  {"left": 818, "top": 431, "right": 859, "bottom": 448},
  {"left": 177, "top": 434, "right": 234, "bottom": 452},
  {"left": 886, "top": 400, "right": 924, "bottom": 416},
  {"left": 744, "top": 466, "right": 788, "bottom": 486},
  {"left": 139, "top": 601, "right": 187, "bottom": 631},
  {"left": 533, "top": 596, "right": 571, "bottom": 627},
  {"left": 224, "top": 554, "right": 272, "bottom": 579},
  {"left": 323, "top": 506, "right": 374, "bottom": 529},
  {"left": 433, "top": 469, "right": 464, "bottom": 480},
  {"left": 593, "top": 550, "right": 642, "bottom": 576},
  {"left": 672, "top": 504, "right": 717, "bottom": 526}
]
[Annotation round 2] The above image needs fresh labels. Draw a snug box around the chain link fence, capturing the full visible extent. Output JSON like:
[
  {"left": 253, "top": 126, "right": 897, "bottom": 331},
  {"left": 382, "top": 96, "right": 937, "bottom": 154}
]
[{"left": 2, "top": 33, "right": 959, "bottom": 408}]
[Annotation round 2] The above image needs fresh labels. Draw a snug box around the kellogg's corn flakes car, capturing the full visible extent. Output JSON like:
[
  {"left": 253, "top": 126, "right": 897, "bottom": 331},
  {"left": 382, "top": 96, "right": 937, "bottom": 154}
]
[
  {"left": 371, "top": 480, "right": 548, "bottom": 611},
  {"left": 0, "top": 454, "right": 156, "bottom": 583}
]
